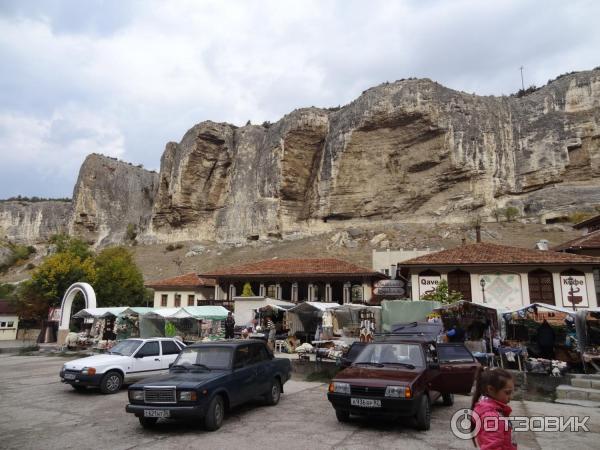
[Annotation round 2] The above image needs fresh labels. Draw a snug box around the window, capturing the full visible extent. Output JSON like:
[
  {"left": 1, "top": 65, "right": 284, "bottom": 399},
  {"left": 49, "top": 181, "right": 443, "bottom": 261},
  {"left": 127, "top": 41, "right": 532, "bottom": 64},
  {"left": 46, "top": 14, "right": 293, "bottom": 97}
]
[
  {"left": 266, "top": 285, "right": 277, "bottom": 298},
  {"left": 234, "top": 346, "right": 251, "bottom": 368},
  {"left": 528, "top": 269, "right": 555, "bottom": 305},
  {"left": 161, "top": 294, "right": 168, "bottom": 307},
  {"left": 437, "top": 344, "right": 474, "bottom": 363},
  {"left": 351, "top": 285, "right": 363, "bottom": 303},
  {"left": 7, "top": 321, "right": 14, "bottom": 328},
  {"left": 136, "top": 341, "right": 160, "bottom": 358},
  {"left": 248, "top": 344, "right": 269, "bottom": 364},
  {"left": 188, "top": 295, "right": 195, "bottom": 306},
  {"left": 0, "top": 322, "right": 5, "bottom": 328},
  {"left": 161, "top": 340, "right": 182, "bottom": 355},
  {"left": 174, "top": 294, "right": 181, "bottom": 307},
  {"left": 448, "top": 269, "right": 472, "bottom": 301}
]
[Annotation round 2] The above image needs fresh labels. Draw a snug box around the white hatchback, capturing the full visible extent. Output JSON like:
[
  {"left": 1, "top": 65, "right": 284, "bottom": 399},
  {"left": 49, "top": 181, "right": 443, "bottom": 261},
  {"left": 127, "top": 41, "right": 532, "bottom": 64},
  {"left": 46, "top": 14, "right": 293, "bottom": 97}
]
[{"left": 59, "top": 338, "right": 185, "bottom": 394}]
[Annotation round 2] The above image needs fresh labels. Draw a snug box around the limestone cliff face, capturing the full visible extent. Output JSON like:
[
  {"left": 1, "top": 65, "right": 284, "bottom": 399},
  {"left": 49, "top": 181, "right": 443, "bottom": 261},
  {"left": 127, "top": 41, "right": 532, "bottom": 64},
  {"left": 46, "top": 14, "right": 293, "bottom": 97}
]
[
  {"left": 0, "top": 201, "right": 71, "bottom": 243},
  {"left": 70, "top": 154, "right": 159, "bottom": 244},
  {"left": 3, "top": 70, "right": 599, "bottom": 246},
  {"left": 148, "top": 69, "right": 600, "bottom": 242}
]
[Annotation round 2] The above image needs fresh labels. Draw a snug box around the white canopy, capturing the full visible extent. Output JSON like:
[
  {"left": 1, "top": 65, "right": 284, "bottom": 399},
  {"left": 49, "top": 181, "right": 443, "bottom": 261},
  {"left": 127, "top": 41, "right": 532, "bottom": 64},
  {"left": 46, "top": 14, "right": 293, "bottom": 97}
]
[
  {"left": 289, "top": 301, "right": 342, "bottom": 313},
  {"left": 141, "top": 306, "right": 229, "bottom": 320},
  {"left": 72, "top": 307, "right": 128, "bottom": 319}
]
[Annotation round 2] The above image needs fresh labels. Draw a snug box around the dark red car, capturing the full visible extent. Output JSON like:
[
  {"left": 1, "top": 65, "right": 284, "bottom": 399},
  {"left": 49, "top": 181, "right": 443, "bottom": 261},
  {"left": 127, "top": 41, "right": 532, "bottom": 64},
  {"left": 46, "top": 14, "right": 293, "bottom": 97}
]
[{"left": 327, "top": 335, "right": 480, "bottom": 430}]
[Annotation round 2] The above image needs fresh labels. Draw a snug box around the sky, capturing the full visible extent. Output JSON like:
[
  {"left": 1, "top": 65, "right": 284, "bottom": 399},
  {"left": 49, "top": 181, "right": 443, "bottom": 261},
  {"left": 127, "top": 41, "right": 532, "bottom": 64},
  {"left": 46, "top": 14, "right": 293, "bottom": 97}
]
[{"left": 0, "top": 0, "right": 599, "bottom": 198}]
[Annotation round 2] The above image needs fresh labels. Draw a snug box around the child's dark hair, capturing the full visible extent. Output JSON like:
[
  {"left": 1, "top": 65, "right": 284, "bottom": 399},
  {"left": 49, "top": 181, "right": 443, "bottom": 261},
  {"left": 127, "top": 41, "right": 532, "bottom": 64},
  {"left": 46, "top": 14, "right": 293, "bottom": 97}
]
[{"left": 471, "top": 367, "right": 513, "bottom": 410}]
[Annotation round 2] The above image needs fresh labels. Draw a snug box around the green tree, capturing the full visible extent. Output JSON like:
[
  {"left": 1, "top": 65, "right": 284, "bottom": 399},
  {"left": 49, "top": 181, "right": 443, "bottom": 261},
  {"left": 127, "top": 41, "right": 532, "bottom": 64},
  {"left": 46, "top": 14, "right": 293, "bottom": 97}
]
[
  {"left": 503, "top": 206, "right": 519, "bottom": 222},
  {"left": 421, "top": 279, "right": 463, "bottom": 305},
  {"left": 49, "top": 234, "right": 92, "bottom": 259},
  {"left": 0, "top": 282, "right": 16, "bottom": 299},
  {"left": 93, "top": 246, "right": 146, "bottom": 307},
  {"left": 241, "top": 282, "right": 255, "bottom": 297}
]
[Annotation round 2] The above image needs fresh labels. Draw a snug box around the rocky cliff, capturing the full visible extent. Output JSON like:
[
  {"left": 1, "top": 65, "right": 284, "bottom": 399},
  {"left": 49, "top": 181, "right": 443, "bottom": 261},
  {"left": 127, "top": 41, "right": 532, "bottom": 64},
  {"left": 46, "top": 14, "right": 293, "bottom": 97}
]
[
  {"left": 0, "top": 200, "right": 71, "bottom": 243},
  {"left": 148, "top": 69, "right": 600, "bottom": 242},
  {"left": 2, "top": 69, "right": 599, "bottom": 246}
]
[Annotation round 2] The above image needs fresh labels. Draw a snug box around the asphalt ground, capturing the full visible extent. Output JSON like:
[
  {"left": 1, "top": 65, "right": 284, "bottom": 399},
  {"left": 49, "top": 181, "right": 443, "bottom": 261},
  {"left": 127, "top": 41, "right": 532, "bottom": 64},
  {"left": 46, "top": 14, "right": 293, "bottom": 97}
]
[{"left": 1, "top": 354, "right": 599, "bottom": 449}]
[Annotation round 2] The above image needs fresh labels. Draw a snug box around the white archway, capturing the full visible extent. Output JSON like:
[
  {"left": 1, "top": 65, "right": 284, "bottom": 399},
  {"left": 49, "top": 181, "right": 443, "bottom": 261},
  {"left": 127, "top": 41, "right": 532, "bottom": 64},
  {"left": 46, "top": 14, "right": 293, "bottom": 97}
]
[{"left": 57, "top": 282, "right": 97, "bottom": 344}]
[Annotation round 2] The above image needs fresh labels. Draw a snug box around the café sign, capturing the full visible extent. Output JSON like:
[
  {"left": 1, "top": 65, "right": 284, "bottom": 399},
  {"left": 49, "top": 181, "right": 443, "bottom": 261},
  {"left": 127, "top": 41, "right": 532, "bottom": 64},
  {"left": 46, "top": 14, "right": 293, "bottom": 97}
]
[
  {"left": 419, "top": 276, "right": 440, "bottom": 299},
  {"left": 560, "top": 275, "right": 588, "bottom": 308}
]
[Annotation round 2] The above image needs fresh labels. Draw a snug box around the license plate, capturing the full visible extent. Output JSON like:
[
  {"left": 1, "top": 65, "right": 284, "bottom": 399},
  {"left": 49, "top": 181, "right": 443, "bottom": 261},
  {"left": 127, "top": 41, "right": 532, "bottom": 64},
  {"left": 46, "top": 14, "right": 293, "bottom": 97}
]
[
  {"left": 144, "top": 409, "right": 170, "bottom": 418},
  {"left": 351, "top": 398, "right": 381, "bottom": 408},
  {"left": 64, "top": 373, "right": 76, "bottom": 380}
]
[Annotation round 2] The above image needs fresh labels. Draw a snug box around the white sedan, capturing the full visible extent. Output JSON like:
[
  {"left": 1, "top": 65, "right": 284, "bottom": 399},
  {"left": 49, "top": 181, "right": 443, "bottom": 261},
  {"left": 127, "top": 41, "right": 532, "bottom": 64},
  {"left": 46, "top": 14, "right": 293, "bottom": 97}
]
[{"left": 59, "top": 338, "right": 186, "bottom": 394}]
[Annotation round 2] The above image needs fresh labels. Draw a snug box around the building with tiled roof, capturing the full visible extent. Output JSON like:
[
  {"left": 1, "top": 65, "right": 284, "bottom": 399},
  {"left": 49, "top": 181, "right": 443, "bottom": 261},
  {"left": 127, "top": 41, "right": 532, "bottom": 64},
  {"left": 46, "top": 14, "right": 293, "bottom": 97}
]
[
  {"left": 201, "top": 258, "right": 387, "bottom": 307},
  {"left": 0, "top": 300, "right": 19, "bottom": 341},
  {"left": 573, "top": 214, "right": 600, "bottom": 232},
  {"left": 145, "top": 273, "right": 216, "bottom": 309},
  {"left": 554, "top": 230, "right": 600, "bottom": 256},
  {"left": 399, "top": 242, "right": 599, "bottom": 311}
]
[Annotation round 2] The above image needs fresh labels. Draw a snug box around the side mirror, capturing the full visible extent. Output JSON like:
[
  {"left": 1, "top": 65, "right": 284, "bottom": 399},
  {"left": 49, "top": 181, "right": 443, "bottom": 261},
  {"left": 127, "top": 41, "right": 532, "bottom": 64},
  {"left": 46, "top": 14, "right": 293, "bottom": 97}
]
[
  {"left": 134, "top": 353, "right": 144, "bottom": 358},
  {"left": 168, "top": 363, "right": 173, "bottom": 368}
]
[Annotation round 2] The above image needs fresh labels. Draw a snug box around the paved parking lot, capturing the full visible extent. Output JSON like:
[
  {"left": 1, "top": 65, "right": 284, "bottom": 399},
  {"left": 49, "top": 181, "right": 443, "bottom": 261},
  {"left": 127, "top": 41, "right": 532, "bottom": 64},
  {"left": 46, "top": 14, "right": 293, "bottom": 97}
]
[{"left": 1, "top": 354, "right": 599, "bottom": 449}]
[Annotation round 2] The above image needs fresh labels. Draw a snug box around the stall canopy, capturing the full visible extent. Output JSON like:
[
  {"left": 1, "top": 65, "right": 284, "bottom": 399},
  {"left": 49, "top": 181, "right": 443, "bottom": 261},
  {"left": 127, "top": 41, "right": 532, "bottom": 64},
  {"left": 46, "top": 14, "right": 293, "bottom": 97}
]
[
  {"left": 287, "top": 302, "right": 341, "bottom": 338},
  {"left": 381, "top": 300, "right": 441, "bottom": 332},
  {"left": 72, "top": 307, "right": 128, "bottom": 319},
  {"left": 142, "top": 306, "right": 229, "bottom": 320}
]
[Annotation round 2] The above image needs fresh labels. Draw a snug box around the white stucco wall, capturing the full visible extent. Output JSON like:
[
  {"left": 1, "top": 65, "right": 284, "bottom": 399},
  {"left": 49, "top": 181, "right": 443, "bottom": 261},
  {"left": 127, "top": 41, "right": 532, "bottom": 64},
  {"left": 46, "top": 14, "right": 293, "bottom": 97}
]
[
  {"left": 0, "top": 315, "right": 18, "bottom": 340},
  {"left": 153, "top": 287, "right": 214, "bottom": 308}
]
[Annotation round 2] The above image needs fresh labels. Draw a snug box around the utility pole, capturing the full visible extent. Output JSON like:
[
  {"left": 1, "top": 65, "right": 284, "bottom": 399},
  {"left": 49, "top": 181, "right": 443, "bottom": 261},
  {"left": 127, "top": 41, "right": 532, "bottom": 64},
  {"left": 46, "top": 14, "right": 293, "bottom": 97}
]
[{"left": 519, "top": 66, "right": 525, "bottom": 91}]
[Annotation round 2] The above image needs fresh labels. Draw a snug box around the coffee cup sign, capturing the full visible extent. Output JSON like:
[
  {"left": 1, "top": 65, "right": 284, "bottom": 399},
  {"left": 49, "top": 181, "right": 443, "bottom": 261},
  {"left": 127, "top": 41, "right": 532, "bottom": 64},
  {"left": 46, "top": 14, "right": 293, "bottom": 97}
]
[
  {"left": 560, "top": 275, "right": 588, "bottom": 308},
  {"left": 419, "top": 276, "right": 441, "bottom": 299}
]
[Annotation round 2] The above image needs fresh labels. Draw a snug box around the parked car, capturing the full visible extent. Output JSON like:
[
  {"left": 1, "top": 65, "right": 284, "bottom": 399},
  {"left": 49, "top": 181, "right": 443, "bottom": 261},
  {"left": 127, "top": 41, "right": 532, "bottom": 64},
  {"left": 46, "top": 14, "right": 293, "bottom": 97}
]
[
  {"left": 59, "top": 338, "right": 186, "bottom": 394},
  {"left": 327, "top": 334, "right": 480, "bottom": 430},
  {"left": 126, "top": 340, "right": 292, "bottom": 431}
]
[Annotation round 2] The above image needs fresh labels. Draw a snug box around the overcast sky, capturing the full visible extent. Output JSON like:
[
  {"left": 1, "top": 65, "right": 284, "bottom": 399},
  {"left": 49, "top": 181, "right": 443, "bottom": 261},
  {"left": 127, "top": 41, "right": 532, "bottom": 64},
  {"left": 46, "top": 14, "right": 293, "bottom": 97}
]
[{"left": 0, "top": 0, "right": 599, "bottom": 198}]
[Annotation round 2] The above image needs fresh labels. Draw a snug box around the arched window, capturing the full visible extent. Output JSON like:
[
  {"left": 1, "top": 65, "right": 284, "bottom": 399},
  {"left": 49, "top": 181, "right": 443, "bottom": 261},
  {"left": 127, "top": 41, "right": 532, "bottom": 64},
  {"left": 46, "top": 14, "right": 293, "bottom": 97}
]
[
  {"left": 448, "top": 269, "right": 472, "bottom": 301},
  {"left": 528, "top": 269, "right": 555, "bottom": 305}
]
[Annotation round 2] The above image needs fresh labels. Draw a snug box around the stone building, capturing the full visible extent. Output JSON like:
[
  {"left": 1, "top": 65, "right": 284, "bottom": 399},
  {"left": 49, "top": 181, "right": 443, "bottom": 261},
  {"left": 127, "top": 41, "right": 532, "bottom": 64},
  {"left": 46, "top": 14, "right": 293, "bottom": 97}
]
[
  {"left": 145, "top": 273, "right": 216, "bottom": 308},
  {"left": 400, "top": 242, "right": 600, "bottom": 311},
  {"left": 201, "top": 258, "right": 387, "bottom": 309}
]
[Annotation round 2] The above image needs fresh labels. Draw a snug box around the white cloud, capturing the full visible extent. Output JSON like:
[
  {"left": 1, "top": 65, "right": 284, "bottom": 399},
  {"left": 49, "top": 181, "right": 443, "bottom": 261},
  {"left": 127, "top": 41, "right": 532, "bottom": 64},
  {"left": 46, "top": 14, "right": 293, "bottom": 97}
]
[{"left": 0, "top": 0, "right": 599, "bottom": 197}]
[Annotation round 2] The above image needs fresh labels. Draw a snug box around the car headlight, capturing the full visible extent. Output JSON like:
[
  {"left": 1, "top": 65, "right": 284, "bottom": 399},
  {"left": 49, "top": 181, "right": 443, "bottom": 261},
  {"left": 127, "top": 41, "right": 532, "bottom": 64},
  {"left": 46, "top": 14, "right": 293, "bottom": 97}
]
[
  {"left": 81, "top": 367, "right": 96, "bottom": 376},
  {"left": 328, "top": 382, "right": 351, "bottom": 394},
  {"left": 178, "top": 390, "right": 198, "bottom": 401},
  {"left": 385, "top": 386, "right": 411, "bottom": 398},
  {"left": 129, "top": 390, "right": 144, "bottom": 401}
]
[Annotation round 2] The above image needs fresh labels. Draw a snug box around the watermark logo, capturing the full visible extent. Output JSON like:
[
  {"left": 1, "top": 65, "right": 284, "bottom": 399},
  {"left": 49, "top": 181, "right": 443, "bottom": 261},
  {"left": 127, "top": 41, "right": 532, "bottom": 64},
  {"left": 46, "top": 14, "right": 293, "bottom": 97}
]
[{"left": 451, "top": 408, "right": 590, "bottom": 440}]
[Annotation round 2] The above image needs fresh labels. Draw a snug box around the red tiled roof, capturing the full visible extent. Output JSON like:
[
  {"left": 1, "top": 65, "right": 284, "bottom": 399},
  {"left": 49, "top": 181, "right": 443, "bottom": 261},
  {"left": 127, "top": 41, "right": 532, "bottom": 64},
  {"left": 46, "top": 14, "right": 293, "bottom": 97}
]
[
  {"left": 553, "top": 230, "right": 600, "bottom": 251},
  {"left": 145, "top": 273, "right": 216, "bottom": 289},
  {"left": 0, "top": 300, "right": 17, "bottom": 315},
  {"left": 202, "top": 258, "right": 385, "bottom": 278},
  {"left": 574, "top": 214, "right": 600, "bottom": 230},
  {"left": 401, "top": 242, "right": 600, "bottom": 266}
]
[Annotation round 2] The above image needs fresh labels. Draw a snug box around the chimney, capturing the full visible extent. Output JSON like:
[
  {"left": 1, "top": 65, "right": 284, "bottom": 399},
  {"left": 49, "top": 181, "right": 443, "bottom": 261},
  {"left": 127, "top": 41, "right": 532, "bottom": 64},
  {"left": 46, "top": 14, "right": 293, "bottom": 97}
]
[
  {"left": 535, "top": 239, "right": 549, "bottom": 251},
  {"left": 475, "top": 224, "right": 482, "bottom": 243}
]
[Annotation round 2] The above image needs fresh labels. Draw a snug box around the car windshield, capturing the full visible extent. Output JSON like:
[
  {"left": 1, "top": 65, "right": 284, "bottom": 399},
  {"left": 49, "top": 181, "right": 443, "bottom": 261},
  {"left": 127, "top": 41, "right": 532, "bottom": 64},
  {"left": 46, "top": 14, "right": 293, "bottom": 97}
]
[
  {"left": 108, "top": 339, "right": 143, "bottom": 356},
  {"left": 173, "top": 347, "right": 233, "bottom": 370},
  {"left": 353, "top": 343, "right": 424, "bottom": 368}
]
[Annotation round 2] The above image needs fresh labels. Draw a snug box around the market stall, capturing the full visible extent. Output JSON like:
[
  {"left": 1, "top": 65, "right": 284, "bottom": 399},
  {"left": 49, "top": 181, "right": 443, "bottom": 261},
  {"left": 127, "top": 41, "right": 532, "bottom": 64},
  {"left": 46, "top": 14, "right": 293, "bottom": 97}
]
[
  {"left": 138, "top": 306, "right": 229, "bottom": 342},
  {"left": 433, "top": 301, "right": 501, "bottom": 366},
  {"left": 232, "top": 296, "right": 295, "bottom": 329},
  {"left": 502, "top": 303, "right": 580, "bottom": 374},
  {"left": 576, "top": 308, "right": 600, "bottom": 372},
  {"left": 329, "top": 304, "right": 382, "bottom": 341},
  {"left": 380, "top": 300, "right": 441, "bottom": 332}
]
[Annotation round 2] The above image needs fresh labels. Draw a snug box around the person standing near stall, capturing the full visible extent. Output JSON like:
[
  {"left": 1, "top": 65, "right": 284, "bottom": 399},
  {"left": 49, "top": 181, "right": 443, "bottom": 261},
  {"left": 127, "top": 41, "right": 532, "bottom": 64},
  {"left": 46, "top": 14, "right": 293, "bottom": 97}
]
[{"left": 224, "top": 312, "right": 235, "bottom": 339}]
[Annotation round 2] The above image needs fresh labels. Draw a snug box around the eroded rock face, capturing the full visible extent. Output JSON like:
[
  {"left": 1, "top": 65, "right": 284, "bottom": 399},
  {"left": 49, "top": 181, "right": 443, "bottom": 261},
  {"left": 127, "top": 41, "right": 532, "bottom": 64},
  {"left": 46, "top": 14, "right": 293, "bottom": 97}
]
[
  {"left": 0, "top": 201, "right": 71, "bottom": 244},
  {"left": 146, "top": 69, "right": 600, "bottom": 242},
  {"left": 3, "top": 70, "right": 599, "bottom": 245},
  {"left": 70, "top": 154, "right": 159, "bottom": 245}
]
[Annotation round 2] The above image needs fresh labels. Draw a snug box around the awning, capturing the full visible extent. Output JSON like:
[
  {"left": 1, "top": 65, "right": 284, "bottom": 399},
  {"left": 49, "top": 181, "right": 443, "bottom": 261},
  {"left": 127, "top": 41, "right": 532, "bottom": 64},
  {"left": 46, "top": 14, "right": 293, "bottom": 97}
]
[
  {"left": 503, "top": 303, "right": 577, "bottom": 317},
  {"left": 260, "top": 299, "right": 296, "bottom": 311},
  {"left": 141, "top": 306, "right": 229, "bottom": 320},
  {"left": 288, "top": 301, "right": 342, "bottom": 313},
  {"left": 72, "top": 307, "right": 128, "bottom": 319}
]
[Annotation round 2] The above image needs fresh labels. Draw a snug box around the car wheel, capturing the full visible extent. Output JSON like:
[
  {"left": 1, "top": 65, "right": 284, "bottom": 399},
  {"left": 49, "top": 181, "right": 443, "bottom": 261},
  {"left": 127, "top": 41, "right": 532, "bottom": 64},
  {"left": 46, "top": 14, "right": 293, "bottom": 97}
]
[
  {"left": 204, "top": 395, "right": 225, "bottom": 431},
  {"left": 100, "top": 371, "right": 123, "bottom": 394},
  {"left": 72, "top": 385, "right": 86, "bottom": 392},
  {"left": 138, "top": 417, "right": 158, "bottom": 429},
  {"left": 264, "top": 379, "right": 281, "bottom": 406},
  {"left": 335, "top": 409, "right": 350, "bottom": 423},
  {"left": 442, "top": 393, "right": 454, "bottom": 406},
  {"left": 414, "top": 394, "right": 431, "bottom": 431}
]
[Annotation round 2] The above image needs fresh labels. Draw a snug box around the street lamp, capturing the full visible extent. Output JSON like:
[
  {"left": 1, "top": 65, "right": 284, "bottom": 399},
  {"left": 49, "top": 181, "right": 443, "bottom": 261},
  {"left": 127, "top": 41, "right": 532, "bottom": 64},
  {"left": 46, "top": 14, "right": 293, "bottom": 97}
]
[{"left": 480, "top": 278, "right": 487, "bottom": 303}]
